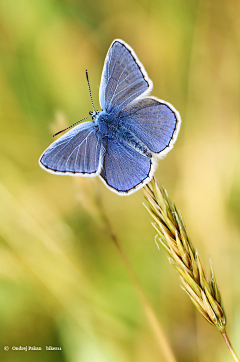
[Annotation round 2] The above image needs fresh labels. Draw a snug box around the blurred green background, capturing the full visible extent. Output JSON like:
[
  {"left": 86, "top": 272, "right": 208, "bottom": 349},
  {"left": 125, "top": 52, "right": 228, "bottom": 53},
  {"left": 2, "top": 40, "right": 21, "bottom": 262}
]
[{"left": 0, "top": 0, "right": 240, "bottom": 361}]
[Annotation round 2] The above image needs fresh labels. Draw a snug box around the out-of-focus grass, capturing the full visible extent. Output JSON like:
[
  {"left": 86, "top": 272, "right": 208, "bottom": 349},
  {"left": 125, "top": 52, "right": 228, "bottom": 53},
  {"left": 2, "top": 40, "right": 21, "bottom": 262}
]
[{"left": 0, "top": 0, "right": 240, "bottom": 361}]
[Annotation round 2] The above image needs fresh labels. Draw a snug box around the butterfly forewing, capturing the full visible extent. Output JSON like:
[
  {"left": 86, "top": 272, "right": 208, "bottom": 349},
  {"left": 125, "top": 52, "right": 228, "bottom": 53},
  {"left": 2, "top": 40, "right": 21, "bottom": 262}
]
[
  {"left": 99, "top": 40, "right": 152, "bottom": 114},
  {"left": 40, "top": 122, "right": 102, "bottom": 175},
  {"left": 119, "top": 97, "right": 180, "bottom": 155}
]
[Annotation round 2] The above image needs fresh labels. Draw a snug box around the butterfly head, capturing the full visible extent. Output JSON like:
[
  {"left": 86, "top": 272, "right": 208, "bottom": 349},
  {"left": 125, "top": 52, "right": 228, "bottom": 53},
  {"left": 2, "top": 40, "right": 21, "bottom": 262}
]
[{"left": 89, "top": 110, "right": 100, "bottom": 121}]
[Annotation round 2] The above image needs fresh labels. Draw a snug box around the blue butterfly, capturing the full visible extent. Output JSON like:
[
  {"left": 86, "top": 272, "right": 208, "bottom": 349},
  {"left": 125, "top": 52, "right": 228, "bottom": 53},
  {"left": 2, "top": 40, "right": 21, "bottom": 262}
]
[{"left": 39, "top": 39, "right": 181, "bottom": 195}]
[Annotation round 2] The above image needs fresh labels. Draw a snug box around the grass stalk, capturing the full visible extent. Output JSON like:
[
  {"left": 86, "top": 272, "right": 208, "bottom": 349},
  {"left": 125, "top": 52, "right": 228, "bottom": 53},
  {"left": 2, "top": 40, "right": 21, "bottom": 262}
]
[
  {"left": 222, "top": 333, "right": 240, "bottom": 362},
  {"left": 143, "top": 177, "right": 239, "bottom": 362}
]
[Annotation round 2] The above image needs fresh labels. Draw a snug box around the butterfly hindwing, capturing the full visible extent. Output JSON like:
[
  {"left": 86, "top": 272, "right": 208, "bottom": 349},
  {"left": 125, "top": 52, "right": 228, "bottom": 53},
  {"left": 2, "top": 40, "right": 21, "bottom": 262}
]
[
  {"left": 39, "top": 122, "right": 102, "bottom": 175},
  {"left": 99, "top": 40, "right": 152, "bottom": 114},
  {"left": 119, "top": 97, "right": 181, "bottom": 156},
  {"left": 100, "top": 138, "right": 154, "bottom": 195}
]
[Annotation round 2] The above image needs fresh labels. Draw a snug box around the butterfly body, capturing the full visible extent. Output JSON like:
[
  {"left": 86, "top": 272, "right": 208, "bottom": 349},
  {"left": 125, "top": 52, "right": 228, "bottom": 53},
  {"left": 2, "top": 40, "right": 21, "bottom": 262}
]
[
  {"left": 39, "top": 39, "right": 181, "bottom": 195},
  {"left": 94, "top": 111, "right": 152, "bottom": 158}
]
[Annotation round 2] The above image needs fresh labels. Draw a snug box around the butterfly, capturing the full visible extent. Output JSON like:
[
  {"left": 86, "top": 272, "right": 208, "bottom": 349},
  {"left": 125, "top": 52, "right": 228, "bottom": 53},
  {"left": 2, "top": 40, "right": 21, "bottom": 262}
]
[{"left": 39, "top": 39, "right": 181, "bottom": 195}]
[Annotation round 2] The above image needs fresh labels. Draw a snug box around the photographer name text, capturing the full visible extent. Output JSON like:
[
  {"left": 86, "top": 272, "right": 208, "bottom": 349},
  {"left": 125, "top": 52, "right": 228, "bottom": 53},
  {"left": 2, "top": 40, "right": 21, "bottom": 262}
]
[{"left": 6, "top": 346, "right": 62, "bottom": 351}]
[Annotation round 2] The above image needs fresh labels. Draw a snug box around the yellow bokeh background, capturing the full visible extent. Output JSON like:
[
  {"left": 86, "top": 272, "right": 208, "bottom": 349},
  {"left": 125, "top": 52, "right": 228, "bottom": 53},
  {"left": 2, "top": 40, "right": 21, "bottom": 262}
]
[{"left": 0, "top": 0, "right": 240, "bottom": 361}]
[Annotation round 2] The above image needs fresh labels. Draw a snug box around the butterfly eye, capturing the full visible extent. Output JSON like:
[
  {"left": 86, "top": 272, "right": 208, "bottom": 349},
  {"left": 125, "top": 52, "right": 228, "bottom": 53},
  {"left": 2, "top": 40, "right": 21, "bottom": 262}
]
[{"left": 89, "top": 111, "right": 96, "bottom": 120}]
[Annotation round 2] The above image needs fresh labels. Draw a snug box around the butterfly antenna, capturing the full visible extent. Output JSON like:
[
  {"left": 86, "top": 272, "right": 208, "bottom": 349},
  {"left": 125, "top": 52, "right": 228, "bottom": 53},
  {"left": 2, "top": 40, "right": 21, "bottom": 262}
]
[
  {"left": 53, "top": 70, "right": 95, "bottom": 138},
  {"left": 53, "top": 116, "right": 91, "bottom": 137},
  {"left": 86, "top": 69, "right": 96, "bottom": 112}
]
